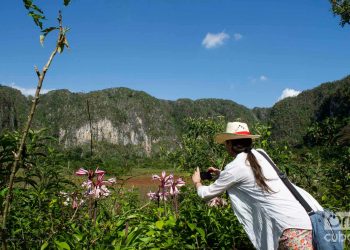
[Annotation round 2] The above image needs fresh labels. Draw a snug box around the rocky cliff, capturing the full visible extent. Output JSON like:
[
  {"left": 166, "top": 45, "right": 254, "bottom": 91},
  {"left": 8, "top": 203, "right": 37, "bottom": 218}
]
[{"left": 0, "top": 86, "right": 257, "bottom": 154}]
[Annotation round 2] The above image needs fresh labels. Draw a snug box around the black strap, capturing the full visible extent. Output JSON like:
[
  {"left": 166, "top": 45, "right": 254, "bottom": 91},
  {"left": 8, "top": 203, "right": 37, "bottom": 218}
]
[{"left": 257, "top": 150, "right": 314, "bottom": 215}]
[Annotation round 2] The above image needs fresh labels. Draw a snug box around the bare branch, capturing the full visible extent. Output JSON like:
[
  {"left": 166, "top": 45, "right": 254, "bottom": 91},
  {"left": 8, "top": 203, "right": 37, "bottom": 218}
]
[{"left": 34, "top": 66, "right": 40, "bottom": 78}]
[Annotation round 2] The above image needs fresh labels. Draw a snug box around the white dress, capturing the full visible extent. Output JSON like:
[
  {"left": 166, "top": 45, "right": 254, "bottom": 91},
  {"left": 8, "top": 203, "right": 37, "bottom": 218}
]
[{"left": 197, "top": 148, "right": 323, "bottom": 250}]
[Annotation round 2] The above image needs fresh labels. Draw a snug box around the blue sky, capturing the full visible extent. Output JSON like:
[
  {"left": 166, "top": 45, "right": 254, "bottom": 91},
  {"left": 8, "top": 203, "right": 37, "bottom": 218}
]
[{"left": 1, "top": 0, "right": 349, "bottom": 108}]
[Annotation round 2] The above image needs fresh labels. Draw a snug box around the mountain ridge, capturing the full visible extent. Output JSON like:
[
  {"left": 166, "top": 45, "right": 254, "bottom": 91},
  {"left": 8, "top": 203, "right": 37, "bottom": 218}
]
[{"left": 1, "top": 75, "right": 349, "bottom": 153}]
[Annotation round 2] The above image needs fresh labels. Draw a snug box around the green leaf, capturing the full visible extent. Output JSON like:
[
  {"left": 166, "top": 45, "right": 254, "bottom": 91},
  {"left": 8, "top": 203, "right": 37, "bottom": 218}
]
[
  {"left": 187, "top": 222, "right": 196, "bottom": 231},
  {"left": 73, "top": 234, "right": 83, "bottom": 241},
  {"left": 42, "top": 27, "right": 58, "bottom": 34},
  {"left": 40, "top": 241, "right": 48, "bottom": 250},
  {"left": 0, "top": 187, "right": 8, "bottom": 197},
  {"left": 64, "top": 0, "right": 71, "bottom": 6},
  {"left": 31, "top": 4, "right": 44, "bottom": 14},
  {"left": 166, "top": 215, "right": 176, "bottom": 226},
  {"left": 155, "top": 220, "right": 164, "bottom": 230},
  {"left": 54, "top": 241, "right": 70, "bottom": 250},
  {"left": 40, "top": 27, "right": 58, "bottom": 46},
  {"left": 196, "top": 227, "right": 206, "bottom": 241},
  {"left": 28, "top": 11, "right": 44, "bottom": 29},
  {"left": 23, "top": 0, "right": 33, "bottom": 9}
]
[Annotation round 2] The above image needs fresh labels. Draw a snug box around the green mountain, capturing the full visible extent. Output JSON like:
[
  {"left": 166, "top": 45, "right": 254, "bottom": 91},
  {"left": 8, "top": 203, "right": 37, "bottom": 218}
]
[
  {"left": 267, "top": 75, "right": 350, "bottom": 145},
  {"left": 1, "top": 75, "right": 349, "bottom": 153},
  {"left": 0, "top": 85, "right": 28, "bottom": 132},
  {"left": 0, "top": 86, "right": 257, "bottom": 155}
]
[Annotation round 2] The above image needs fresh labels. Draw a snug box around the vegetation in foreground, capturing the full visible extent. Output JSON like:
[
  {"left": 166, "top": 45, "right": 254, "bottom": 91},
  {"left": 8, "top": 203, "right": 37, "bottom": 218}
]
[{"left": 1, "top": 117, "right": 349, "bottom": 249}]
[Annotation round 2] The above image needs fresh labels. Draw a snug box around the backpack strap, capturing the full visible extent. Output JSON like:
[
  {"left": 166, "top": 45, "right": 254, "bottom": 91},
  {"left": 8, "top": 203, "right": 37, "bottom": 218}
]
[{"left": 257, "top": 149, "right": 314, "bottom": 215}]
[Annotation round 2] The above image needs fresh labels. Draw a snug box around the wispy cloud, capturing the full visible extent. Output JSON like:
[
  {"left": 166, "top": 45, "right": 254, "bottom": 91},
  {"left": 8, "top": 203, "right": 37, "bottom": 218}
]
[
  {"left": 233, "top": 33, "right": 243, "bottom": 41},
  {"left": 278, "top": 88, "right": 301, "bottom": 101},
  {"left": 249, "top": 75, "right": 268, "bottom": 83},
  {"left": 202, "top": 32, "right": 230, "bottom": 49},
  {"left": 260, "top": 75, "right": 268, "bottom": 81},
  {"left": 1, "top": 82, "right": 53, "bottom": 96}
]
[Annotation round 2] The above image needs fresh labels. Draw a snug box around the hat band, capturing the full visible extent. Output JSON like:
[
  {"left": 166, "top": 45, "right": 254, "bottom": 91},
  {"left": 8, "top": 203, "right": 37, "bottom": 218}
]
[{"left": 233, "top": 131, "right": 251, "bottom": 135}]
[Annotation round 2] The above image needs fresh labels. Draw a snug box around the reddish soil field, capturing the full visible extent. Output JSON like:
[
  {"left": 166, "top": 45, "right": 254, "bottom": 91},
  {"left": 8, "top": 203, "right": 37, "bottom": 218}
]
[{"left": 121, "top": 174, "right": 189, "bottom": 200}]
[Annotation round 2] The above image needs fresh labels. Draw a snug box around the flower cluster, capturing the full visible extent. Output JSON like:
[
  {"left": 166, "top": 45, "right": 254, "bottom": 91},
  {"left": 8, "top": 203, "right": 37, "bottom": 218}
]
[
  {"left": 75, "top": 167, "right": 116, "bottom": 199},
  {"left": 207, "top": 197, "right": 228, "bottom": 207},
  {"left": 147, "top": 171, "right": 185, "bottom": 201}
]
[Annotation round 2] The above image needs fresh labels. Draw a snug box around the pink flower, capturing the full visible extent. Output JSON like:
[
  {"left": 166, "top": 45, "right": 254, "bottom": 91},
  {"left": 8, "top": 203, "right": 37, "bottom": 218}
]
[
  {"left": 75, "top": 168, "right": 89, "bottom": 176},
  {"left": 159, "top": 192, "right": 170, "bottom": 201},
  {"left": 90, "top": 185, "right": 111, "bottom": 198},
  {"left": 75, "top": 167, "right": 105, "bottom": 178},
  {"left": 148, "top": 171, "right": 185, "bottom": 201},
  {"left": 152, "top": 171, "right": 173, "bottom": 187},
  {"left": 94, "top": 167, "right": 106, "bottom": 176},
  {"left": 147, "top": 191, "right": 158, "bottom": 201},
  {"left": 75, "top": 167, "right": 115, "bottom": 199},
  {"left": 207, "top": 197, "right": 228, "bottom": 207},
  {"left": 82, "top": 180, "right": 92, "bottom": 188},
  {"left": 170, "top": 178, "right": 185, "bottom": 196}
]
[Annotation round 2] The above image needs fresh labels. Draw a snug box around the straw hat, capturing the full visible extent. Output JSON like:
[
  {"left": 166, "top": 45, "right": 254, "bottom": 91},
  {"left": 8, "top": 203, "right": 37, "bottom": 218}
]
[{"left": 214, "top": 122, "right": 260, "bottom": 144}]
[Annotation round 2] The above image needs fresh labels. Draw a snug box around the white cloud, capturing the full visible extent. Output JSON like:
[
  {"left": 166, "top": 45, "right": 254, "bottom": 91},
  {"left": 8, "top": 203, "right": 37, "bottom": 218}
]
[
  {"left": 233, "top": 33, "right": 243, "bottom": 41},
  {"left": 278, "top": 88, "right": 301, "bottom": 101},
  {"left": 202, "top": 32, "right": 230, "bottom": 49},
  {"left": 249, "top": 75, "right": 268, "bottom": 83},
  {"left": 260, "top": 75, "right": 268, "bottom": 81},
  {"left": 2, "top": 82, "right": 53, "bottom": 96}
]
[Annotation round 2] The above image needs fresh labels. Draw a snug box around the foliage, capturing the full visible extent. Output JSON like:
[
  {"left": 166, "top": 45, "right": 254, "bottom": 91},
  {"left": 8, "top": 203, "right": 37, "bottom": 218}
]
[
  {"left": 0, "top": 86, "right": 28, "bottom": 132},
  {"left": 23, "top": 0, "right": 71, "bottom": 30},
  {"left": 7, "top": 183, "right": 253, "bottom": 249},
  {"left": 0, "top": 129, "right": 56, "bottom": 189},
  {"left": 166, "top": 116, "right": 229, "bottom": 172},
  {"left": 2, "top": 115, "right": 350, "bottom": 248},
  {"left": 269, "top": 75, "right": 350, "bottom": 145},
  {"left": 330, "top": 0, "right": 350, "bottom": 27}
]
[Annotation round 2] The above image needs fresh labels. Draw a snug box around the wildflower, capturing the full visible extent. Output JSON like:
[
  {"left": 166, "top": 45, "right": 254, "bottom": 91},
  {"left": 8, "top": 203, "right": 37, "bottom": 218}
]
[
  {"left": 152, "top": 171, "right": 173, "bottom": 187},
  {"left": 75, "top": 168, "right": 89, "bottom": 176},
  {"left": 207, "top": 197, "right": 228, "bottom": 207},
  {"left": 75, "top": 167, "right": 116, "bottom": 199},
  {"left": 75, "top": 167, "right": 105, "bottom": 179},
  {"left": 147, "top": 191, "right": 158, "bottom": 201},
  {"left": 170, "top": 177, "right": 186, "bottom": 196},
  {"left": 148, "top": 171, "right": 185, "bottom": 202}
]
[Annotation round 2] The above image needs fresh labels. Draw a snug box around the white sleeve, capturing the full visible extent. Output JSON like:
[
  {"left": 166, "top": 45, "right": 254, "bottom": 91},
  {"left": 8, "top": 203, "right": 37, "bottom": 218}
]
[{"left": 197, "top": 170, "right": 237, "bottom": 201}]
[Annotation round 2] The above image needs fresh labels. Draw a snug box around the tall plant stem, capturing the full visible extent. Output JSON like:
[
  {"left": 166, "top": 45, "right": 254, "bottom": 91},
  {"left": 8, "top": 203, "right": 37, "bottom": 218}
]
[{"left": 1, "top": 11, "right": 65, "bottom": 250}]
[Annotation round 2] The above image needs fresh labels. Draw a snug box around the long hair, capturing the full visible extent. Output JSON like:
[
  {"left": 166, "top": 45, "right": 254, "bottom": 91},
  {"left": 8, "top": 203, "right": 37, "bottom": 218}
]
[{"left": 227, "top": 138, "right": 273, "bottom": 193}]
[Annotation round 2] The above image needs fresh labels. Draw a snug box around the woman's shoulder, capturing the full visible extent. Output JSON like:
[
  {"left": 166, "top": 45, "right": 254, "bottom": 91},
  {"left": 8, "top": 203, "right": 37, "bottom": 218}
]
[
  {"left": 224, "top": 153, "right": 250, "bottom": 170},
  {"left": 253, "top": 148, "right": 267, "bottom": 154}
]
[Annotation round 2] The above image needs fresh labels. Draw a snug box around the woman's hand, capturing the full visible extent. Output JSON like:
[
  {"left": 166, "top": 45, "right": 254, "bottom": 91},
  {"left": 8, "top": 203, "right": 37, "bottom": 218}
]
[
  {"left": 207, "top": 167, "right": 220, "bottom": 176},
  {"left": 192, "top": 167, "right": 202, "bottom": 188}
]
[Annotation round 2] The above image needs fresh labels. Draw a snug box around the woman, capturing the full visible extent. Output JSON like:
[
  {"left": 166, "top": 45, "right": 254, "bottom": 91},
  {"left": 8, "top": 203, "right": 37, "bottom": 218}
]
[{"left": 192, "top": 122, "right": 323, "bottom": 250}]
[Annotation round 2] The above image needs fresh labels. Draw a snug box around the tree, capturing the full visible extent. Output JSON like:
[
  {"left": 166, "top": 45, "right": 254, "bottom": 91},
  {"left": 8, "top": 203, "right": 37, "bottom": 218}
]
[{"left": 330, "top": 0, "right": 350, "bottom": 26}]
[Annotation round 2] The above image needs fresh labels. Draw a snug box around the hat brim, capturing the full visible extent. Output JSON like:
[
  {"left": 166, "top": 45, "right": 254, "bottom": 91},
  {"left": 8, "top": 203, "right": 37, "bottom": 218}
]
[{"left": 214, "top": 133, "right": 261, "bottom": 144}]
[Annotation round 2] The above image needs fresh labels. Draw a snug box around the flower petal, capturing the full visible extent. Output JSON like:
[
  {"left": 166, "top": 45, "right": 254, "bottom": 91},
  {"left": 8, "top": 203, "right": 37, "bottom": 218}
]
[
  {"left": 75, "top": 168, "right": 88, "bottom": 176},
  {"left": 95, "top": 167, "right": 106, "bottom": 175}
]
